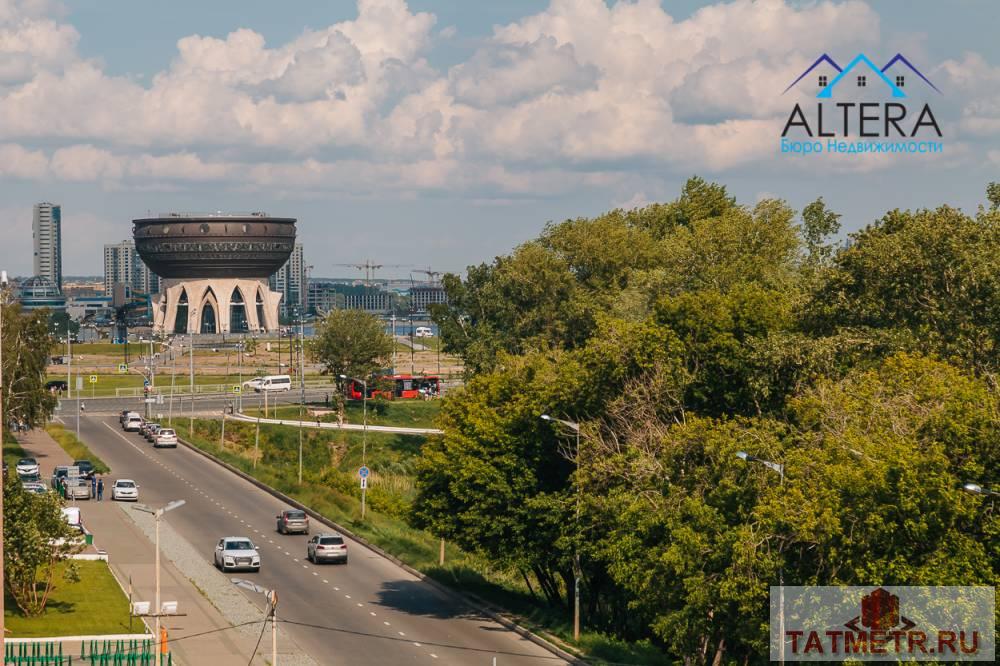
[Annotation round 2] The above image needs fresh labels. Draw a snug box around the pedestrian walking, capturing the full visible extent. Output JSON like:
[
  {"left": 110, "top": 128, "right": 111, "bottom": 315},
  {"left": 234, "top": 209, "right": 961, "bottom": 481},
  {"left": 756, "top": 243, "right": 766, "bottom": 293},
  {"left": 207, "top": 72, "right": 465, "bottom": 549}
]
[
  {"left": 91, "top": 475, "right": 97, "bottom": 498},
  {"left": 97, "top": 477, "right": 104, "bottom": 501}
]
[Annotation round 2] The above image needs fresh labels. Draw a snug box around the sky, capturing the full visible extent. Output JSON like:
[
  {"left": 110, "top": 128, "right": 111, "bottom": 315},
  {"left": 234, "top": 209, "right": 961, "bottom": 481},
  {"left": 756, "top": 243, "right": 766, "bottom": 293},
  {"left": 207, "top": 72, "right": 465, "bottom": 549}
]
[{"left": 1, "top": 0, "right": 998, "bottom": 279}]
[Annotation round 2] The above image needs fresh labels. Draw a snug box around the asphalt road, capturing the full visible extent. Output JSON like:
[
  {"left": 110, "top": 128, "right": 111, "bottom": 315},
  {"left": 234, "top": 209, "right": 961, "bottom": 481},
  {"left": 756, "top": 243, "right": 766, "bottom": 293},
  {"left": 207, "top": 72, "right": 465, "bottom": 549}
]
[
  {"left": 61, "top": 388, "right": 335, "bottom": 416},
  {"left": 75, "top": 414, "right": 567, "bottom": 666}
]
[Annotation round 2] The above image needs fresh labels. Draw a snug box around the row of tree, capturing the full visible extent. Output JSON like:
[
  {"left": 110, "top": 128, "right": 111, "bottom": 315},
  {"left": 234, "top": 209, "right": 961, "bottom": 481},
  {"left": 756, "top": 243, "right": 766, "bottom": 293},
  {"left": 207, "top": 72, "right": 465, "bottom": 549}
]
[{"left": 417, "top": 179, "right": 1000, "bottom": 663}]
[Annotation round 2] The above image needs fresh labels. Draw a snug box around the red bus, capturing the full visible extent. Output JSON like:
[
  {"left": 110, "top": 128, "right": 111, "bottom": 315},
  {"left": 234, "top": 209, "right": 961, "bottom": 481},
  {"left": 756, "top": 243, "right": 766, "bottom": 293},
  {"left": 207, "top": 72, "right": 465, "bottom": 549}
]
[{"left": 346, "top": 374, "right": 440, "bottom": 400}]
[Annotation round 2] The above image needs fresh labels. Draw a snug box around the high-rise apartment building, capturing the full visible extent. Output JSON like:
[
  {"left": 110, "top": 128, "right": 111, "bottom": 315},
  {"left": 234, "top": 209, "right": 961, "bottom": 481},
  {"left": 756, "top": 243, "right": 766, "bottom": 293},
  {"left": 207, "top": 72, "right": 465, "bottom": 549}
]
[
  {"left": 269, "top": 243, "right": 306, "bottom": 317},
  {"left": 103, "top": 240, "right": 159, "bottom": 296},
  {"left": 32, "top": 202, "right": 62, "bottom": 290}
]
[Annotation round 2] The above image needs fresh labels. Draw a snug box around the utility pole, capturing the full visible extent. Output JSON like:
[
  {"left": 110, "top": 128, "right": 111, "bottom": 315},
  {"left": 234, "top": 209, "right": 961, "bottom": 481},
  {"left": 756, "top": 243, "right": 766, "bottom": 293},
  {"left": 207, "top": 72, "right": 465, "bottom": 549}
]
[
  {"left": 133, "top": 500, "right": 186, "bottom": 657},
  {"left": 297, "top": 311, "right": 305, "bottom": 484},
  {"left": 189, "top": 332, "right": 195, "bottom": 439}
]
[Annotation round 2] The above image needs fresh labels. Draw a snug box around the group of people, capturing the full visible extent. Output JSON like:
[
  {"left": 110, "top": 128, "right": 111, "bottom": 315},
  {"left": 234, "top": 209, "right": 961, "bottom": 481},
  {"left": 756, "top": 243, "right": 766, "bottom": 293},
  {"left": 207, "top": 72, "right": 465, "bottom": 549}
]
[
  {"left": 55, "top": 473, "right": 105, "bottom": 501},
  {"left": 7, "top": 418, "right": 29, "bottom": 432}
]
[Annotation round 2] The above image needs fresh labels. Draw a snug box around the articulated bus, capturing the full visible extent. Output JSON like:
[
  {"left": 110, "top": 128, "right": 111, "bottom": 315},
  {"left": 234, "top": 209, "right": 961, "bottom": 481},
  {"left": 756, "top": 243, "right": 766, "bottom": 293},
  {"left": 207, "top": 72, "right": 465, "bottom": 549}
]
[{"left": 346, "top": 374, "right": 440, "bottom": 400}]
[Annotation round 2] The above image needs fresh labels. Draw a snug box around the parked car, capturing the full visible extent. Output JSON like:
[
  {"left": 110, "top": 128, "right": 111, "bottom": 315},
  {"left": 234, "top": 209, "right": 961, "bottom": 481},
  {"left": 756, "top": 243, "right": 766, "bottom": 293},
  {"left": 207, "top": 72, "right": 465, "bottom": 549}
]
[
  {"left": 154, "top": 428, "right": 178, "bottom": 448},
  {"left": 16, "top": 458, "right": 39, "bottom": 476},
  {"left": 306, "top": 533, "right": 348, "bottom": 564},
  {"left": 18, "top": 472, "right": 41, "bottom": 483},
  {"left": 46, "top": 379, "right": 69, "bottom": 393},
  {"left": 276, "top": 509, "right": 309, "bottom": 535},
  {"left": 63, "top": 478, "right": 92, "bottom": 500},
  {"left": 119, "top": 409, "right": 132, "bottom": 425},
  {"left": 414, "top": 326, "right": 433, "bottom": 338},
  {"left": 140, "top": 422, "right": 158, "bottom": 439},
  {"left": 111, "top": 479, "right": 139, "bottom": 501},
  {"left": 73, "top": 460, "right": 95, "bottom": 478},
  {"left": 51, "top": 466, "right": 70, "bottom": 489},
  {"left": 124, "top": 413, "right": 143, "bottom": 431},
  {"left": 62, "top": 507, "right": 82, "bottom": 531},
  {"left": 23, "top": 482, "right": 48, "bottom": 494},
  {"left": 2, "top": 461, "right": 7, "bottom": 476},
  {"left": 143, "top": 423, "right": 161, "bottom": 442},
  {"left": 214, "top": 537, "right": 260, "bottom": 572}
]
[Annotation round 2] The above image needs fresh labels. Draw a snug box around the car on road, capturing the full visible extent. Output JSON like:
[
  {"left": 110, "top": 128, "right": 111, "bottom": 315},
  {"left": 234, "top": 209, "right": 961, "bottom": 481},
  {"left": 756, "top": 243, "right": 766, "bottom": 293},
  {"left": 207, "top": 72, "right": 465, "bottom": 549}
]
[
  {"left": 214, "top": 537, "right": 260, "bottom": 572},
  {"left": 243, "top": 377, "right": 263, "bottom": 391},
  {"left": 119, "top": 409, "right": 132, "bottom": 425},
  {"left": 140, "top": 421, "right": 158, "bottom": 439},
  {"left": 111, "top": 479, "right": 139, "bottom": 501},
  {"left": 63, "top": 478, "right": 92, "bottom": 500},
  {"left": 51, "top": 466, "right": 70, "bottom": 489},
  {"left": 22, "top": 482, "right": 48, "bottom": 494},
  {"left": 255, "top": 375, "right": 291, "bottom": 392},
  {"left": 16, "top": 458, "right": 39, "bottom": 476},
  {"left": 124, "top": 413, "right": 143, "bottom": 431},
  {"left": 415, "top": 326, "right": 433, "bottom": 338},
  {"left": 18, "top": 472, "right": 42, "bottom": 483},
  {"left": 154, "top": 428, "right": 178, "bottom": 448},
  {"left": 46, "top": 379, "right": 69, "bottom": 393},
  {"left": 276, "top": 509, "right": 309, "bottom": 535},
  {"left": 73, "top": 460, "right": 95, "bottom": 478},
  {"left": 143, "top": 423, "right": 161, "bottom": 442},
  {"left": 306, "top": 533, "right": 348, "bottom": 564}
]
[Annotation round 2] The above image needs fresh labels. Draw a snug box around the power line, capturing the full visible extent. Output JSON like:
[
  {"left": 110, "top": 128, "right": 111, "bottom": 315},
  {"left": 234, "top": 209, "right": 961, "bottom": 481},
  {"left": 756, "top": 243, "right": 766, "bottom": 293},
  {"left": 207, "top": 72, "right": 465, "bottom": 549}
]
[{"left": 246, "top": 606, "right": 270, "bottom": 666}]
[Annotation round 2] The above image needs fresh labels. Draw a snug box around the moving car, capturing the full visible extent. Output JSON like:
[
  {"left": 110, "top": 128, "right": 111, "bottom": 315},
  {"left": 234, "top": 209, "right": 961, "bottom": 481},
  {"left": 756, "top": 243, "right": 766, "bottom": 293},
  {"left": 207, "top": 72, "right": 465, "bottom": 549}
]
[
  {"left": 73, "top": 460, "right": 95, "bottom": 478},
  {"left": 242, "top": 377, "right": 263, "bottom": 391},
  {"left": 143, "top": 423, "right": 161, "bottom": 442},
  {"left": 255, "top": 375, "right": 291, "bottom": 392},
  {"left": 63, "top": 478, "right": 92, "bottom": 500},
  {"left": 214, "top": 537, "right": 260, "bottom": 572},
  {"left": 154, "top": 428, "right": 178, "bottom": 448},
  {"left": 119, "top": 409, "right": 132, "bottom": 425},
  {"left": 46, "top": 379, "right": 69, "bottom": 393},
  {"left": 124, "top": 413, "right": 143, "bottom": 431},
  {"left": 306, "top": 533, "right": 348, "bottom": 564},
  {"left": 276, "top": 509, "right": 309, "bottom": 535},
  {"left": 16, "top": 458, "right": 39, "bottom": 476},
  {"left": 111, "top": 479, "right": 139, "bottom": 501},
  {"left": 415, "top": 326, "right": 433, "bottom": 338}
]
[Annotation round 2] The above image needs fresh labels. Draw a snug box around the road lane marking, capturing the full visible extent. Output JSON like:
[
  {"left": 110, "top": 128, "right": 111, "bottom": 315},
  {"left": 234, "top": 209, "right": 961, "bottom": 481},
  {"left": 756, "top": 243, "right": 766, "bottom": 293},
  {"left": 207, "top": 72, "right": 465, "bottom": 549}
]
[
  {"left": 383, "top": 621, "right": 390, "bottom": 626},
  {"left": 323, "top": 580, "right": 329, "bottom": 584},
  {"left": 430, "top": 654, "right": 438, "bottom": 659},
  {"left": 369, "top": 611, "right": 376, "bottom": 616},
  {"left": 345, "top": 595, "right": 351, "bottom": 599},
  {"left": 357, "top": 603, "right": 363, "bottom": 607},
  {"left": 413, "top": 643, "right": 421, "bottom": 647},
  {"left": 398, "top": 632, "right": 405, "bottom": 636}
]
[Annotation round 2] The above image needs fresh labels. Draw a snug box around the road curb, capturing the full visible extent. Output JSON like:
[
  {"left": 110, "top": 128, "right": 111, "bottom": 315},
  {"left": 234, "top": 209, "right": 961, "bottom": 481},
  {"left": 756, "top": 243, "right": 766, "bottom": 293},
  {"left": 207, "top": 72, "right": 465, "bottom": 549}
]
[{"left": 176, "top": 435, "right": 587, "bottom": 665}]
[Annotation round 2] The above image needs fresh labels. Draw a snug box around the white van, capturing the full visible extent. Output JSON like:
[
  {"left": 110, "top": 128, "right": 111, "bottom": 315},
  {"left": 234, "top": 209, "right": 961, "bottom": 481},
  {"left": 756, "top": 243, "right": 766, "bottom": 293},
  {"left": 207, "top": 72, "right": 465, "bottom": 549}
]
[
  {"left": 257, "top": 375, "right": 292, "bottom": 392},
  {"left": 415, "top": 326, "right": 433, "bottom": 338},
  {"left": 124, "top": 413, "right": 144, "bottom": 431}
]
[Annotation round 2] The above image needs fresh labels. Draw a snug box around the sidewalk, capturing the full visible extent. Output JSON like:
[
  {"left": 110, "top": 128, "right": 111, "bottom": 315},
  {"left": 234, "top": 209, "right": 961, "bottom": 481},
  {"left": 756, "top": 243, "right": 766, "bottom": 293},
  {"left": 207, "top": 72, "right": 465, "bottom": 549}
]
[{"left": 15, "top": 429, "right": 257, "bottom": 666}]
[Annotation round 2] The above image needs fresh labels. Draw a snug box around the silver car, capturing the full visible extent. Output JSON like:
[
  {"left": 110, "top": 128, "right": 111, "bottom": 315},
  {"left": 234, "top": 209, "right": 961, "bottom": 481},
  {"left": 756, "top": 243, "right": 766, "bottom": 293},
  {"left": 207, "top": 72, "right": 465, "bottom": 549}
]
[
  {"left": 276, "top": 509, "right": 309, "bottom": 535},
  {"left": 306, "top": 533, "right": 348, "bottom": 564},
  {"left": 154, "top": 428, "right": 178, "bottom": 448},
  {"left": 111, "top": 479, "right": 139, "bottom": 501},
  {"left": 214, "top": 537, "right": 260, "bottom": 572},
  {"left": 63, "top": 478, "right": 92, "bottom": 500}
]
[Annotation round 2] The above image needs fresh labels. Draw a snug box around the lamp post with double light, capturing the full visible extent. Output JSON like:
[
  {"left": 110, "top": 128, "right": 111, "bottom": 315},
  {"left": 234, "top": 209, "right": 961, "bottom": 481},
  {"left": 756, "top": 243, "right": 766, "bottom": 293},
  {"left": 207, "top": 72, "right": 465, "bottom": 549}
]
[
  {"left": 962, "top": 483, "right": 1000, "bottom": 497},
  {"left": 231, "top": 578, "right": 278, "bottom": 665},
  {"left": 132, "top": 500, "right": 186, "bottom": 652},
  {"left": 735, "top": 451, "right": 785, "bottom": 665},
  {"left": 540, "top": 413, "right": 582, "bottom": 642}
]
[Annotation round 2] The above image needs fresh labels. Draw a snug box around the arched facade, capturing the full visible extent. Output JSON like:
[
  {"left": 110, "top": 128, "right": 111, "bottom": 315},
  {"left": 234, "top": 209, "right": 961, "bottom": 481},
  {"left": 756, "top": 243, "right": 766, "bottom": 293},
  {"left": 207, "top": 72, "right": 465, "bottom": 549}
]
[{"left": 152, "top": 277, "right": 283, "bottom": 334}]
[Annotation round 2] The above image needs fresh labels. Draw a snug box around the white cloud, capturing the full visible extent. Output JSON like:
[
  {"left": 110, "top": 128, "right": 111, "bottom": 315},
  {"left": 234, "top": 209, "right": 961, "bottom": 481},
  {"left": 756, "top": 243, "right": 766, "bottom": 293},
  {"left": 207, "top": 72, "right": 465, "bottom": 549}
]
[{"left": 0, "top": 0, "right": 993, "bottom": 199}]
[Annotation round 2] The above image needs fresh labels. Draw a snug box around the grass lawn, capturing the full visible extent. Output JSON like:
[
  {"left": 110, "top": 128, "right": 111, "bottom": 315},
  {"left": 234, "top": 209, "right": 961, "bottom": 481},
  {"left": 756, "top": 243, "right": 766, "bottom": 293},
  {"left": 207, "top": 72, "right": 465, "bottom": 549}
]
[
  {"left": 4, "top": 561, "right": 134, "bottom": 638},
  {"left": 3, "top": 428, "right": 27, "bottom": 467},
  {"left": 46, "top": 423, "right": 111, "bottom": 473},
  {"left": 244, "top": 398, "right": 441, "bottom": 429}
]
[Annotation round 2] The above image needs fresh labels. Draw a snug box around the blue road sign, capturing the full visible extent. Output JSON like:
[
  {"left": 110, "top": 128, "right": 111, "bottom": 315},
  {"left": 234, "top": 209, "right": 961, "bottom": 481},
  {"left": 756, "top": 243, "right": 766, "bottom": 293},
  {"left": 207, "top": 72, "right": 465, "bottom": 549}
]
[
  {"left": 358, "top": 466, "right": 370, "bottom": 479},
  {"left": 144, "top": 379, "right": 150, "bottom": 387}
]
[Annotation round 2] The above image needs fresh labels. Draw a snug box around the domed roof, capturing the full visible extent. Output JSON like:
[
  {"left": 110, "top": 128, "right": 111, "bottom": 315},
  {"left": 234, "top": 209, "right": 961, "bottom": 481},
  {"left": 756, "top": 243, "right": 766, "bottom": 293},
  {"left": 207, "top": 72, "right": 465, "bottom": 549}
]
[{"left": 20, "top": 275, "right": 62, "bottom": 297}]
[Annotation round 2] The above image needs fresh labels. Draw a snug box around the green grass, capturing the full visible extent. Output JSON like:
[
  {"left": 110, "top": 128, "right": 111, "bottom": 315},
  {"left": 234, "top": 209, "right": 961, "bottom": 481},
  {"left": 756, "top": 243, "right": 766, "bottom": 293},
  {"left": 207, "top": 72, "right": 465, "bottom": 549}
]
[
  {"left": 185, "top": 418, "right": 667, "bottom": 663},
  {"left": 3, "top": 428, "right": 27, "bottom": 467},
  {"left": 45, "top": 423, "right": 111, "bottom": 473},
  {"left": 4, "top": 561, "right": 134, "bottom": 637},
  {"left": 244, "top": 398, "right": 441, "bottom": 429}
]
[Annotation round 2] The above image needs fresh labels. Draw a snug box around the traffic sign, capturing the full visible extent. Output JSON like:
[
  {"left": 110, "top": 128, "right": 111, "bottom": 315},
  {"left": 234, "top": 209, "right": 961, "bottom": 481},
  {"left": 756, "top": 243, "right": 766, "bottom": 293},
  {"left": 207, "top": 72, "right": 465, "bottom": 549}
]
[
  {"left": 144, "top": 379, "right": 150, "bottom": 387},
  {"left": 358, "top": 466, "right": 370, "bottom": 479},
  {"left": 232, "top": 385, "right": 242, "bottom": 394},
  {"left": 144, "top": 398, "right": 156, "bottom": 404},
  {"left": 118, "top": 363, "right": 128, "bottom": 374},
  {"left": 360, "top": 477, "right": 368, "bottom": 489},
  {"left": 89, "top": 375, "right": 98, "bottom": 384}
]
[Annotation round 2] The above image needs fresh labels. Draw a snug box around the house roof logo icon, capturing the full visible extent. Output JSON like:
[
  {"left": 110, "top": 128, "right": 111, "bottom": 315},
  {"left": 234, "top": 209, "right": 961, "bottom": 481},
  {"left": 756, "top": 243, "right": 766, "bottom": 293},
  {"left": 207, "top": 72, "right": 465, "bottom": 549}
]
[{"left": 783, "top": 53, "right": 941, "bottom": 98}]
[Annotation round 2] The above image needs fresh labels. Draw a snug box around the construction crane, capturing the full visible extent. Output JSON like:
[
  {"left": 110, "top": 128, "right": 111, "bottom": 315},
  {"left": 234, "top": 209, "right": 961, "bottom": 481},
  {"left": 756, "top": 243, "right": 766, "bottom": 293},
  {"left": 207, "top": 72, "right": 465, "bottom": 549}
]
[
  {"left": 414, "top": 267, "right": 442, "bottom": 285},
  {"left": 332, "top": 260, "right": 413, "bottom": 287}
]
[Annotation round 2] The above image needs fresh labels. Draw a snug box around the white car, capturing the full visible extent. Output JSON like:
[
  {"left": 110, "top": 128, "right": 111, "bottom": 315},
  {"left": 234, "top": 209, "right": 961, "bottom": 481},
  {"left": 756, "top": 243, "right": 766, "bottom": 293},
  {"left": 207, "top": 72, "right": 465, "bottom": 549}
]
[
  {"left": 16, "top": 458, "right": 40, "bottom": 476},
  {"left": 154, "top": 428, "right": 178, "bottom": 448},
  {"left": 214, "top": 537, "right": 260, "bottom": 572},
  {"left": 243, "top": 377, "right": 263, "bottom": 391},
  {"left": 124, "top": 413, "right": 143, "bottom": 431},
  {"left": 111, "top": 479, "right": 139, "bottom": 501},
  {"left": 415, "top": 326, "right": 433, "bottom": 337}
]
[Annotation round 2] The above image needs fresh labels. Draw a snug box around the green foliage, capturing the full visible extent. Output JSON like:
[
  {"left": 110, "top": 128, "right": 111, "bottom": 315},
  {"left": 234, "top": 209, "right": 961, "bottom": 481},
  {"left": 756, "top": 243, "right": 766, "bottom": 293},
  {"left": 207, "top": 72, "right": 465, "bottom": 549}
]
[
  {"left": 3, "top": 472, "right": 83, "bottom": 616},
  {"left": 308, "top": 309, "right": 394, "bottom": 380},
  {"left": 45, "top": 423, "right": 111, "bottom": 474},
  {"left": 2, "top": 302, "right": 58, "bottom": 428}
]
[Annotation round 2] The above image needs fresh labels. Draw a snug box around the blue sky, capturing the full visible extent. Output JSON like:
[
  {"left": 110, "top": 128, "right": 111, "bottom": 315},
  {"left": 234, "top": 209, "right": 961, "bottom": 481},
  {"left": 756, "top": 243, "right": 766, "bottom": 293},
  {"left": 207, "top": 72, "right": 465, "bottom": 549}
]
[{"left": 2, "top": 0, "right": 998, "bottom": 279}]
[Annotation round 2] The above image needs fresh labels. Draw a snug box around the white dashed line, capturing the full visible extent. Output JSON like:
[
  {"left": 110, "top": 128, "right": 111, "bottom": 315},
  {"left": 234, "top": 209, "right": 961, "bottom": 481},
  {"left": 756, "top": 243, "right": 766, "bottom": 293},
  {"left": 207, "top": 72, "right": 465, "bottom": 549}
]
[
  {"left": 334, "top": 587, "right": 339, "bottom": 591},
  {"left": 369, "top": 611, "right": 376, "bottom": 616},
  {"left": 383, "top": 621, "right": 390, "bottom": 626},
  {"left": 356, "top": 602, "right": 363, "bottom": 607},
  {"left": 398, "top": 632, "right": 405, "bottom": 637},
  {"left": 345, "top": 595, "right": 351, "bottom": 599},
  {"left": 413, "top": 642, "right": 421, "bottom": 647},
  {"left": 312, "top": 572, "right": 318, "bottom": 576},
  {"left": 322, "top": 580, "right": 329, "bottom": 584},
  {"left": 430, "top": 654, "right": 438, "bottom": 659}
]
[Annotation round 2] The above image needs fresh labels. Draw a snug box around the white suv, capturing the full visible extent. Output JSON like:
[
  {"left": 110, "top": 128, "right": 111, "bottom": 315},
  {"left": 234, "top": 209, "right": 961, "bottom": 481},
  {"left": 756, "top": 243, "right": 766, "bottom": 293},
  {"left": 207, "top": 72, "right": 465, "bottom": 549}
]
[
  {"left": 111, "top": 479, "right": 139, "bottom": 501},
  {"left": 214, "top": 537, "right": 261, "bottom": 572},
  {"left": 123, "top": 413, "right": 143, "bottom": 431}
]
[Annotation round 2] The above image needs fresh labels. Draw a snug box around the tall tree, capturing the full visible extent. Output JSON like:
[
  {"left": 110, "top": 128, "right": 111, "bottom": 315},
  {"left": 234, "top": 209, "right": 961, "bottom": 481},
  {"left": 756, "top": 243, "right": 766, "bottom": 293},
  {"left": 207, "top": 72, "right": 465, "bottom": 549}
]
[
  {"left": 2, "top": 303, "right": 57, "bottom": 428},
  {"left": 308, "top": 309, "right": 394, "bottom": 381}
]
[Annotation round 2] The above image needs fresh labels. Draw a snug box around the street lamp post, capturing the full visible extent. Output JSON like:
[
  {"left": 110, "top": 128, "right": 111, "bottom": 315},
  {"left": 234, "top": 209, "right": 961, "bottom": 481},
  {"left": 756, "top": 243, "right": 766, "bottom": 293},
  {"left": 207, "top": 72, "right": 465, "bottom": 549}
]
[
  {"left": 962, "top": 483, "right": 1000, "bottom": 497},
  {"left": 133, "top": 500, "right": 186, "bottom": 652},
  {"left": 297, "top": 313, "right": 305, "bottom": 484},
  {"left": 540, "top": 414, "right": 582, "bottom": 642},
  {"left": 189, "top": 329, "right": 195, "bottom": 439},
  {"left": 340, "top": 374, "right": 368, "bottom": 518},
  {"left": 735, "top": 451, "right": 785, "bottom": 665},
  {"left": 231, "top": 579, "right": 278, "bottom": 665}
]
